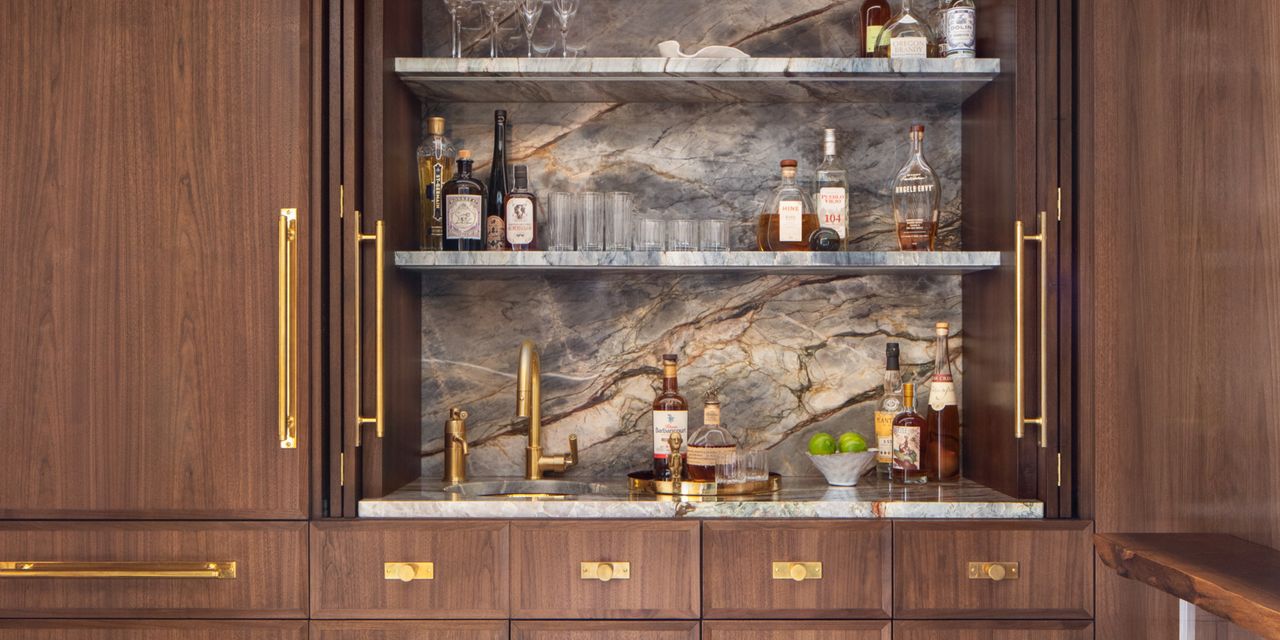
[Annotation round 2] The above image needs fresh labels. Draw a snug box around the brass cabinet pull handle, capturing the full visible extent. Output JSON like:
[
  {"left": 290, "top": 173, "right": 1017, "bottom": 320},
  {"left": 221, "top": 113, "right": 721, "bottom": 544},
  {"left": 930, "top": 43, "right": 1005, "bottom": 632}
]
[
  {"left": 383, "top": 562, "right": 433, "bottom": 582},
  {"left": 1014, "top": 210, "right": 1049, "bottom": 448},
  {"left": 968, "top": 561, "right": 1019, "bottom": 581},
  {"left": 354, "top": 210, "right": 385, "bottom": 446},
  {"left": 277, "top": 209, "right": 299, "bottom": 449},
  {"left": 0, "top": 561, "right": 236, "bottom": 579},
  {"left": 772, "top": 561, "right": 822, "bottom": 582},
  {"left": 580, "top": 561, "right": 630, "bottom": 582}
]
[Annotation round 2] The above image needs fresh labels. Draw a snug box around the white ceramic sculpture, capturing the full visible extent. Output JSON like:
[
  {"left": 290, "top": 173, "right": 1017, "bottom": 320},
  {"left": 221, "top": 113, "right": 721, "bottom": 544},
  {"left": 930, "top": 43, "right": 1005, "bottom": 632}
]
[{"left": 657, "top": 40, "right": 750, "bottom": 59}]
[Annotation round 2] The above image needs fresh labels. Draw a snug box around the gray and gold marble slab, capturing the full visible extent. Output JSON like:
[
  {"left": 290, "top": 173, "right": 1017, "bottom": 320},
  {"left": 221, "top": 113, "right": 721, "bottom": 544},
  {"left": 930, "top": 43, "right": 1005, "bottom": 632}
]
[
  {"left": 396, "top": 250, "right": 1002, "bottom": 273},
  {"left": 358, "top": 476, "right": 1043, "bottom": 519}
]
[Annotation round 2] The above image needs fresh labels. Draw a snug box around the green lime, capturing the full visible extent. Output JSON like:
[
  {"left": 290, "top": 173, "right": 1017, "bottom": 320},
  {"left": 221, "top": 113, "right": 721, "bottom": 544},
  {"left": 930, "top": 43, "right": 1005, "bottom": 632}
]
[
  {"left": 808, "top": 432, "right": 837, "bottom": 455},
  {"left": 838, "top": 432, "right": 868, "bottom": 453}
]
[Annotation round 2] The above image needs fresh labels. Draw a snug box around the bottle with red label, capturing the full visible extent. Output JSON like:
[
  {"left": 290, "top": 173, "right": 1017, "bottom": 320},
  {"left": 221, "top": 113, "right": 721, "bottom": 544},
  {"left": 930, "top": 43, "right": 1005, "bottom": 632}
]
[
  {"left": 924, "top": 321, "right": 961, "bottom": 481},
  {"left": 651, "top": 354, "right": 688, "bottom": 479}
]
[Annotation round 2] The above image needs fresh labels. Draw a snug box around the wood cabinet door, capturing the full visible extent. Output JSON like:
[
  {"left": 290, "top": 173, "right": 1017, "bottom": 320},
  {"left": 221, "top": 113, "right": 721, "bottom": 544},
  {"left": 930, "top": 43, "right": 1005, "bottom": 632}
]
[
  {"left": 893, "top": 621, "right": 1092, "bottom": 640},
  {"left": 703, "top": 620, "right": 890, "bottom": 640},
  {"left": 510, "top": 621, "right": 698, "bottom": 640},
  {"left": 0, "top": 0, "right": 313, "bottom": 518},
  {"left": 311, "top": 621, "right": 509, "bottom": 640},
  {"left": 0, "top": 621, "right": 307, "bottom": 639}
]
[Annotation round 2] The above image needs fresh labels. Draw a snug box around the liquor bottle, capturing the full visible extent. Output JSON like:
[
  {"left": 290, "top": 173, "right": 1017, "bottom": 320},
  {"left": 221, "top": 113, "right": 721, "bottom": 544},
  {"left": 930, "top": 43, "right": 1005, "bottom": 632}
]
[
  {"left": 815, "top": 128, "right": 849, "bottom": 247},
  {"left": 941, "top": 0, "right": 977, "bottom": 58},
  {"left": 891, "top": 382, "right": 928, "bottom": 484},
  {"left": 873, "top": 0, "right": 935, "bottom": 59},
  {"left": 858, "top": 0, "right": 892, "bottom": 58},
  {"left": 686, "top": 391, "right": 737, "bottom": 482},
  {"left": 652, "top": 354, "right": 689, "bottom": 480},
  {"left": 485, "top": 110, "right": 510, "bottom": 251},
  {"left": 874, "top": 342, "right": 903, "bottom": 478},
  {"left": 924, "top": 322, "right": 962, "bottom": 481},
  {"left": 757, "top": 159, "right": 820, "bottom": 252},
  {"left": 505, "top": 164, "right": 537, "bottom": 251},
  {"left": 891, "top": 125, "right": 941, "bottom": 251},
  {"left": 416, "top": 116, "right": 455, "bottom": 250},
  {"left": 442, "top": 150, "right": 486, "bottom": 251}
]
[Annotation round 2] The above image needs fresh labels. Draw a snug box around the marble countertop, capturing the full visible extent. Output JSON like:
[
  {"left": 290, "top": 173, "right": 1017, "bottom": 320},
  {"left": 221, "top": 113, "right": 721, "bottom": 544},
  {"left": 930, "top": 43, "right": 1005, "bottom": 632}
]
[{"left": 358, "top": 476, "right": 1043, "bottom": 519}]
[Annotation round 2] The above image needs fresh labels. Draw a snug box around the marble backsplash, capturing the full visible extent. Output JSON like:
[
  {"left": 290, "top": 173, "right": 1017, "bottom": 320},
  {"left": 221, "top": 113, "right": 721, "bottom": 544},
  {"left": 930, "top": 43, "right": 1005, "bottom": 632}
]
[{"left": 415, "top": 0, "right": 965, "bottom": 478}]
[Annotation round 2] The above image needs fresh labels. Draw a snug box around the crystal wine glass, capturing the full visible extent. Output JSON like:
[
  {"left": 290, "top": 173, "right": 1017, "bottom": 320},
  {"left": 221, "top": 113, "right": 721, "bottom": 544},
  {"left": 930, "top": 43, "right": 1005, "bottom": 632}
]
[
  {"left": 442, "top": 0, "right": 470, "bottom": 58},
  {"left": 552, "top": 0, "right": 579, "bottom": 58},
  {"left": 518, "top": 0, "right": 544, "bottom": 58},
  {"left": 480, "top": 0, "right": 516, "bottom": 58}
]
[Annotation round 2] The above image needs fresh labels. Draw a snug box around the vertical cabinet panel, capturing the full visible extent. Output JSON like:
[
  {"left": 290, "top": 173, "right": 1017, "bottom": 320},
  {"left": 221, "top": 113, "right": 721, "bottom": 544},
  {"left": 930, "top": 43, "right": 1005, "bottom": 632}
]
[
  {"left": 0, "top": 0, "right": 312, "bottom": 518},
  {"left": 311, "top": 621, "right": 509, "bottom": 640},
  {"left": 703, "top": 620, "right": 890, "bottom": 640},
  {"left": 510, "top": 621, "right": 697, "bottom": 640}
]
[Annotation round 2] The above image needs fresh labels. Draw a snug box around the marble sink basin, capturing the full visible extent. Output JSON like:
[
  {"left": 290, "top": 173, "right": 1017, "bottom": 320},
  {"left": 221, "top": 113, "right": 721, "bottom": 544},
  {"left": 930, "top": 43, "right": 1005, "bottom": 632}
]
[{"left": 443, "top": 479, "right": 609, "bottom": 498}]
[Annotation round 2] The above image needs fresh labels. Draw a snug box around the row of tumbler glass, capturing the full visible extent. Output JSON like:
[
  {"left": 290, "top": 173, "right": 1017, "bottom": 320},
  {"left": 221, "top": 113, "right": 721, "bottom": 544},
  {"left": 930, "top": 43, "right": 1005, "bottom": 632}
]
[{"left": 545, "top": 191, "right": 731, "bottom": 251}]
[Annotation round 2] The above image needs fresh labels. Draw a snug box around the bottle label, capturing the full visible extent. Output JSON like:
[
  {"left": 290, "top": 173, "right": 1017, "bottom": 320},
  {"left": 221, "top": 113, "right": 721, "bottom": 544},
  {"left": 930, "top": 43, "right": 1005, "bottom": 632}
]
[
  {"left": 445, "top": 194, "right": 482, "bottom": 240},
  {"left": 889, "top": 36, "right": 928, "bottom": 59},
  {"left": 865, "top": 25, "right": 884, "bottom": 54},
  {"left": 652, "top": 410, "right": 688, "bottom": 459},
  {"left": 779, "top": 200, "right": 804, "bottom": 242},
  {"left": 687, "top": 445, "right": 734, "bottom": 467},
  {"left": 703, "top": 403, "right": 721, "bottom": 427},
  {"left": 944, "top": 8, "right": 976, "bottom": 57},
  {"left": 892, "top": 425, "right": 922, "bottom": 471},
  {"left": 505, "top": 196, "right": 535, "bottom": 245},
  {"left": 874, "top": 410, "right": 896, "bottom": 465},
  {"left": 818, "top": 187, "right": 848, "bottom": 239},
  {"left": 486, "top": 216, "right": 506, "bottom": 250},
  {"left": 431, "top": 162, "right": 446, "bottom": 224},
  {"left": 929, "top": 374, "right": 956, "bottom": 411}
]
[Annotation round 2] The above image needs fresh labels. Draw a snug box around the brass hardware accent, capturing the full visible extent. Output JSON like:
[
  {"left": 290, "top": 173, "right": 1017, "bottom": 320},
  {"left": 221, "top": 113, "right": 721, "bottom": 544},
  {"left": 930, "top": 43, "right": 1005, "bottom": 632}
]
[
  {"left": 383, "top": 562, "right": 434, "bottom": 582},
  {"left": 627, "top": 470, "right": 782, "bottom": 497},
  {"left": 443, "top": 407, "right": 470, "bottom": 483},
  {"left": 516, "top": 340, "right": 578, "bottom": 479},
  {"left": 667, "top": 432, "right": 684, "bottom": 492},
  {"left": 1056, "top": 452, "right": 1062, "bottom": 487},
  {"left": 354, "top": 210, "right": 385, "bottom": 446},
  {"left": 339, "top": 451, "right": 345, "bottom": 487},
  {"left": 580, "top": 562, "right": 630, "bottom": 582},
  {"left": 277, "top": 209, "right": 299, "bottom": 449},
  {"left": 772, "top": 562, "right": 822, "bottom": 582},
  {"left": 968, "top": 561, "right": 1019, "bottom": 581},
  {"left": 0, "top": 561, "right": 236, "bottom": 579},
  {"left": 1056, "top": 187, "right": 1062, "bottom": 222},
  {"left": 1015, "top": 211, "right": 1049, "bottom": 448}
]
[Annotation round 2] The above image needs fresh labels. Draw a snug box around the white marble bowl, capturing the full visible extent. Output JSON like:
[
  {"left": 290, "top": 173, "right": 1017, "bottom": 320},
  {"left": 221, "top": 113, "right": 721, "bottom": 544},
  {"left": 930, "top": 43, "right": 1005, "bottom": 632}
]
[{"left": 806, "top": 450, "right": 878, "bottom": 486}]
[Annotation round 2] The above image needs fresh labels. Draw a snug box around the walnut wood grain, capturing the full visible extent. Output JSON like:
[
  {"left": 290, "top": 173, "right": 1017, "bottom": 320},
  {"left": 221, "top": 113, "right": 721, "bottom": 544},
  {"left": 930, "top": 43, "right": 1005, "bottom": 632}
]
[
  {"left": 893, "top": 620, "right": 1092, "bottom": 640},
  {"left": 310, "top": 521, "right": 509, "bottom": 619},
  {"left": 702, "top": 520, "right": 890, "bottom": 619},
  {"left": 702, "top": 620, "right": 889, "bottom": 640},
  {"left": 1095, "top": 533, "right": 1280, "bottom": 639},
  {"left": 510, "top": 521, "right": 699, "bottom": 619},
  {"left": 893, "top": 520, "right": 1093, "bottom": 619},
  {"left": 0, "top": 0, "right": 312, "bottom": 519},
  {"left": 311, "top": 621, "right": 509, "bottom": 640},
  {"left": 0, "top": 522, "right": 307, "bottom": 618},
  {"left": 0, "top": 621, "right": 307, "bottom": 639},
  {"left": 510, "top": 621, "right": 698, "bottom": 640}
]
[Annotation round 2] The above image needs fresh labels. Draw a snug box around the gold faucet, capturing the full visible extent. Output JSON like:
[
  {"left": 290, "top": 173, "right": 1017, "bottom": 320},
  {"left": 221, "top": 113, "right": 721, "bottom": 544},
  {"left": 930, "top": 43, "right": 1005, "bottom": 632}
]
[{"left": 516, "top": 339, "right": 578, "bottom": 479}]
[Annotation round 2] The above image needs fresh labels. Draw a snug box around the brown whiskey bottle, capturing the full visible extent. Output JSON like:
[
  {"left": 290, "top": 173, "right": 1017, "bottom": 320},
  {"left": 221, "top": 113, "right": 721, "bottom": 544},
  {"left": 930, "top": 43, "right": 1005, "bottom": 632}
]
[
  {"left": 891, "top": 382, "right": 928, "bottom": 484},
  {"left": 652, "top": 354, "right": 689, "bottom": 479},
  {"left": 924, "top": 322, "right": 961, "bottom": 481},
  {"left": 685, "top": 392, "right": 737, "bottom": 482}
]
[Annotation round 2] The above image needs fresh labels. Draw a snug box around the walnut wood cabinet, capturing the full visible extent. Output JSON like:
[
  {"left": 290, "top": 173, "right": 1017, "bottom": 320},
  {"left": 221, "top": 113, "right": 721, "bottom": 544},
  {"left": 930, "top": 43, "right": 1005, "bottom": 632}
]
[
  {"left": 510, "top": 621, "right": 699, "bottom": 640},
  {"left": 310, "top": 621, "right": 510, "bottom": 640},
  {"left": 702, "top": 620, "right": 891, "bottom": 640},
  {"left": 893, "top": 621, "right": 1094, "bottom": 639},
  {"left": 0, "top": 621, "right": 308, "bottom": 639}
]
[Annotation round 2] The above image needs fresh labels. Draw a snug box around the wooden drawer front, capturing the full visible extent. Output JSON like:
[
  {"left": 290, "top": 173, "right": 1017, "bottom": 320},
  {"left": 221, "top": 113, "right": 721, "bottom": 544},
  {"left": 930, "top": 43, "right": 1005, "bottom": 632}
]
[
  {"left": 511, "top": 621, "right": 697, "bottom": 640},
  {"left": 0, "top": 522, "right": 307, "bottom": 618},
  {"left": 893, "top": 621, "right": 1093, "bottom": 639},
  {"left": 703, "top": 521, "right": 891, "bottom": 619},
  {"left": 0, "top": 620, "right": 307, "bottom": 639},
  {"left": 311, "top": 621, "right": 509, "bottom": 640},
  {"left": 704, "top": 620, "right": 890, "bottom": 640},
  {"left": 511, "top": 521, "right": 699, "bottom": 619},
  {"left": 894, "top": 521, "right": 1093, "bottom": 619},
  {"left": 311, "top": 521, "right": 508, "bottom": 619}
]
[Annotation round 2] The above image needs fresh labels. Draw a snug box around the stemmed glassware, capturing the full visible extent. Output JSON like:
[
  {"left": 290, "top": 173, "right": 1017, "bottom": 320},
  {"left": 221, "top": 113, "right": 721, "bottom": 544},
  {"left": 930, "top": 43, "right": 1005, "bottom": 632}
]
[
  {"left": 517, "top": 0, "right": 544, "bottom": 58},
  {"left": 552, "top": 0, "right": 579, "bottom": 58},
  {"left": 480, "top": 0, "right": 517, "bottom": 58},
  {"left": 442, "top": 0, "right": 470, "bottom": 58}
]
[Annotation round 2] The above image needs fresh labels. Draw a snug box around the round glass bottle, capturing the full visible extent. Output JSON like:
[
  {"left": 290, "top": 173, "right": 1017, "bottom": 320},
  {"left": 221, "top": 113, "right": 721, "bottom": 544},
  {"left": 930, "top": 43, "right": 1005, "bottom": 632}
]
[{"left": 686, "top": 392, "right": 738, "bottom": 482}]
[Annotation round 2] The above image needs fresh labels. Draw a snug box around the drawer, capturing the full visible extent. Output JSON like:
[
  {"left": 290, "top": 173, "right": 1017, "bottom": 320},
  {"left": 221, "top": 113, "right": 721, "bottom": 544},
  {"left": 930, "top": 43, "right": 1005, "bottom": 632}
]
[
  {"left": 510, "top": 520, "right": 699, "bottom": 619},
  {"left": 511, "top": 621, "right": 698, "bottom": 640},
  {"left": 703, "top": 521, "right": 891, "bottom": 619},
  {"left": 311, "top": 521, "right": 508, "bottom": 619},
  {"left": 894, "top": 521, "right": 1093, "bottom": 619},
  {"left": 0, "top": 620, "right": 307, "bottom": 639},
  {"left": 703, "top": 620, "right": 889, "bottom": 640},
  {"left": 310, "top": 621, "right": 509, "bottom": 640},
  {"left": 0, "top": 521, "right": 307, "bottom": 618},
  {"left": 893, "top": 621, "right": 1093, "bottom": 639}
]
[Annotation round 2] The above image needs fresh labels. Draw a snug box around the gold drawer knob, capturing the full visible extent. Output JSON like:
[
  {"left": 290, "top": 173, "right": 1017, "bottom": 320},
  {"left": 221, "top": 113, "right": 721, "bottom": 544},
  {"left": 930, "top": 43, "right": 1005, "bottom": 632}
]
[
  {"left": 968, "top": 562, "right": 1019, "bottom": 581},
  {"left": 384, "top": 562, "right": 434, "bottom": 582},
  {"left": 772, "top": 561, "right": 822, "bottom": 582},
  {"left": 580, "top": 561, "right": 630, "bottom": 582}
]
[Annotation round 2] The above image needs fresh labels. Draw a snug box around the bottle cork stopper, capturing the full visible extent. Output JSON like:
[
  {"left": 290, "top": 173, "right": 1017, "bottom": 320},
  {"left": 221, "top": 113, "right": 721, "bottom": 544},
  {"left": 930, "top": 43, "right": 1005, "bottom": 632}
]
[{"left": 458, "top": 149, "right": 472, "bottom": 160}]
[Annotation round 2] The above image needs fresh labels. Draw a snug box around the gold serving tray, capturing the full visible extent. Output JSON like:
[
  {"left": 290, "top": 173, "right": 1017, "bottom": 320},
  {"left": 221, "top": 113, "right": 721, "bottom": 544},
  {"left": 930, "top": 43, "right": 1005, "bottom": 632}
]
[{"left": 628, "top": 471, "right": 782, "bottom": 497}]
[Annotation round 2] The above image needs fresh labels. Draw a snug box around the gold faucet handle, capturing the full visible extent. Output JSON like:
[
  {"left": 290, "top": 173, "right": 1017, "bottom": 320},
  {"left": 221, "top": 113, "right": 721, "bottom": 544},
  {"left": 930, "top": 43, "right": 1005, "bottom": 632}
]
[
  {"left": 450, "top": 433, "right": 469, "bottom": 455},
  {"left": 565, "top": 434, "right": 578, "bottom": 467}
]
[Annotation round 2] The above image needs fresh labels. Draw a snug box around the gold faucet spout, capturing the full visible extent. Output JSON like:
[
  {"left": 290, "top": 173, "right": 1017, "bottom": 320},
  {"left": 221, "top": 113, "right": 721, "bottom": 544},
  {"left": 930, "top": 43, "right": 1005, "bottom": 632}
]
[{"left": 515, "top": 340, "right": 578, "bottom": 480}]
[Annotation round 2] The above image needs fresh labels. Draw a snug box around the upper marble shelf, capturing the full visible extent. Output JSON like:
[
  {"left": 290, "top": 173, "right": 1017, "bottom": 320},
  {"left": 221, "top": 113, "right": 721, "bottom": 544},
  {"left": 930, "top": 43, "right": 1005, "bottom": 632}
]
[
  {"left": 394, "top": 250, "right": 1002, "bottom": 275},
  {"left": 395, "top": 57, "right": 1001, "bottom": 104}
]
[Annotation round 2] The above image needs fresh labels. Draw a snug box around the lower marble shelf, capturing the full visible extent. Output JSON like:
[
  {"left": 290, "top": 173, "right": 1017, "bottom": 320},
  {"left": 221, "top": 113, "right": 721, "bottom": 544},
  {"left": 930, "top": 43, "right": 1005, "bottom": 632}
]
[{"left": 358, "top": 476, "right": 1043, "bottom": 519}]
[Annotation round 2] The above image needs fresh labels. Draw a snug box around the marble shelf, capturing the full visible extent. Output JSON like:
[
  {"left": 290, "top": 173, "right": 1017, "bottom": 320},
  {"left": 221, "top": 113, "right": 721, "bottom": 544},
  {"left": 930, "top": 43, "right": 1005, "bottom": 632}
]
[
  {"left": 395, "top": 250, "right": 1002, "bottom": 275},
  {"left": 396, "top": 57, "right": 1001, "bottom": 104}
]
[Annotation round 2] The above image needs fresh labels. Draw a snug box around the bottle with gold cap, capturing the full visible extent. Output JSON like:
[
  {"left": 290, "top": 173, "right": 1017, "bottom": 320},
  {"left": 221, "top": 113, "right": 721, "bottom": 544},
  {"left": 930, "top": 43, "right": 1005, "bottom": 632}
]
[
  {"left": 925, "top": 321, "right": 961, "bottom": 481},
  {"left": 416, "top": 116, "right": 455, "bottom": 250},
  {"left": 891, "top": 382, "right": 927, "bottom": 484}
]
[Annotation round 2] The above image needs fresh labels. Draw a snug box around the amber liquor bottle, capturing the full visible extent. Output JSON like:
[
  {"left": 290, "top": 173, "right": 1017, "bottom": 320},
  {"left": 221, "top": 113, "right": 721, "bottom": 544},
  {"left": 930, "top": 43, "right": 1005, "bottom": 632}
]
[
  {"left": 416, "top": 116, "right": 455, "bottom": 250},
  {"left": 652, "top": 354, "right": 689, "bottom": 479},
  {"left": 891, "top": 125, "right": 941, "bottom": 251},
  {"left": 858, "top": 0, "right": 892, "bottom": 57},
  {"left": 686, "top": 392, "right": 737, "bottom": 482},
  {"left": 442, "top": 150, "right": 486, "bottom": 251},
  {"left": 891, "top": 382, "right": 928, "bottom": 484},
  {"left": 756, "top": 159, "right": 820, "bottom": 252},
  {"left": 924, "top": 322, "right": 962, "bottom": 481},
  {"left": 505, "top": 164, "right": 537, "bottom": 251}
]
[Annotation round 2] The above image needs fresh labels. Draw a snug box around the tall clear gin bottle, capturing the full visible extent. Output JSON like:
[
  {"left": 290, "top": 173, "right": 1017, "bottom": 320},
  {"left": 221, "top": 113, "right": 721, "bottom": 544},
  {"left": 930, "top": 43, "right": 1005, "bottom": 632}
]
[
  {"left": 416, "top": 116, "right": 455, "bottom": 250},
  {"left": 873, "top": 0, "right": 935, "bottom": 59},
  {"left": 815, "top": 129, "right": 849, "bottom": 247},
  {"left": 891, "top": 125, "right": 940, "bottom": 251}
]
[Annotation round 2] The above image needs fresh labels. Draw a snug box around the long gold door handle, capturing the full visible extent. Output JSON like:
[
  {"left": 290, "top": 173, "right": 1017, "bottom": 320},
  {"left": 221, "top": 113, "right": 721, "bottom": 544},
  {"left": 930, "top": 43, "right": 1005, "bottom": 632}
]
[
  {"left": 1014, "top": 211, "right": 1048, "bottom": 448},
  {"left": 0, "top": 561, "right": 236, "bottom": 579},
  {"left": 277, "top": 209, "right": 299, "bottom": 449},
  {"left": 354, "top": 210, "right": 385, "bottom": 446}
]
